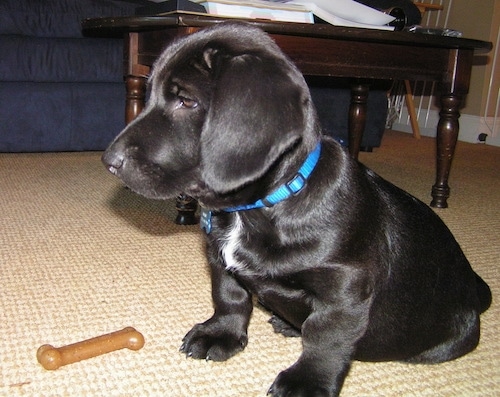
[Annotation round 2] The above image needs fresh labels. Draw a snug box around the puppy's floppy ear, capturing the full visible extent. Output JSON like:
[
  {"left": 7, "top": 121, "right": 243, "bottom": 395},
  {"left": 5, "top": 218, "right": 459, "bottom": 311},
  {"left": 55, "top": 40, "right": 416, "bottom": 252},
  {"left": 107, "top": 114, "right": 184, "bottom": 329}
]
[{"left": 199, "top": 49, "right": 307, "bottom": 194}]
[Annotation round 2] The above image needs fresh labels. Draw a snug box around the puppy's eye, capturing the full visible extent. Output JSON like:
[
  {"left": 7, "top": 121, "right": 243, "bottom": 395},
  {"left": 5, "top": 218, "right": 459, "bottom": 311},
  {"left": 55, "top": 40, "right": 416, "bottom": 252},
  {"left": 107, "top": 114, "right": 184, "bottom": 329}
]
[{"left": 179, "top": 96, "right": 198, "bottom": 109}]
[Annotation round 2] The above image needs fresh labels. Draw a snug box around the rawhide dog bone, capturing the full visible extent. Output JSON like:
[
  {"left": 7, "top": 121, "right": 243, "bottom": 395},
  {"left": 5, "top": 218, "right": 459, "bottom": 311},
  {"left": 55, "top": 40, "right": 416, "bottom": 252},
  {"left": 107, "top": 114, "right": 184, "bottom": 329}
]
[{"left": 37, "top": 327, "right": 145, "bottom": 370}]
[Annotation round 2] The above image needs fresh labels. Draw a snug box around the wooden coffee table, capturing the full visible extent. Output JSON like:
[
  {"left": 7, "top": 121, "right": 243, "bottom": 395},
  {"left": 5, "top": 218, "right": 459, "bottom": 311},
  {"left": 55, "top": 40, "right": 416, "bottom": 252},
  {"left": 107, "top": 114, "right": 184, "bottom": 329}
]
[{"left": 83, "top": 13, "right": 491, "bottom": 217}]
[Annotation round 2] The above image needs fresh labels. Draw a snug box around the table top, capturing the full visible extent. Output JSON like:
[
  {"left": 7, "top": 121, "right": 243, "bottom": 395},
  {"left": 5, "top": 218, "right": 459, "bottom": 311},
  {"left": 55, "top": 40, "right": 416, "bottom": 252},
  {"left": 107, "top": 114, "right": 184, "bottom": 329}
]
[{"left": 82, "top": 13, "right": 492, "bottom": 53}]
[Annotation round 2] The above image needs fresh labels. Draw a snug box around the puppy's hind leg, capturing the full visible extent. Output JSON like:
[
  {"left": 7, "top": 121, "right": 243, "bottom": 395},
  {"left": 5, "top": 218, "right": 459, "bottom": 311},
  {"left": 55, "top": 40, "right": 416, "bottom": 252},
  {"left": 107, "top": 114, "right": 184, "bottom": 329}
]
[
  {"left": 406, "top": 310, "right": 481, "bottom": 364},
  {"left": 475, "top": 273, "right": 492, "bottom": 314},
  {"left": 268, "top": 315, "right": 301, "bottom": 337}
]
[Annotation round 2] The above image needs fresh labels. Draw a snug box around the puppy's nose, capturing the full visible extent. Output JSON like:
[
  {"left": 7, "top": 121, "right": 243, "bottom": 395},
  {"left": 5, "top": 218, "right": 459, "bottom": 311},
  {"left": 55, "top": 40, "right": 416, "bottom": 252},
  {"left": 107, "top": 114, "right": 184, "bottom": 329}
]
[{"left": 102, "top": 149, "right": 124, "bottom": 175}]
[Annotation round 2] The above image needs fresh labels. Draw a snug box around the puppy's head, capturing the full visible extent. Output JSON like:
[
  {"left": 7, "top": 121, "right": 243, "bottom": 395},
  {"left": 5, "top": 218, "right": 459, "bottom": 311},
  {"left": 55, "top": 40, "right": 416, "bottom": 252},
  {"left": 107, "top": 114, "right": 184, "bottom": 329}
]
[{"left": 102, "top": 22, "right": 319, "bottom": 205}]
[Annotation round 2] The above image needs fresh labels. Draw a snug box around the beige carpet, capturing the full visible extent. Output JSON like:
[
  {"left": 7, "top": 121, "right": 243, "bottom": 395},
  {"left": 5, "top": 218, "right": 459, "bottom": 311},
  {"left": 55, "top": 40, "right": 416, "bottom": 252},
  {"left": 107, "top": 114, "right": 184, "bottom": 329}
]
[{"left": 0, "top": 130, "right": 498, "bottom": 396}]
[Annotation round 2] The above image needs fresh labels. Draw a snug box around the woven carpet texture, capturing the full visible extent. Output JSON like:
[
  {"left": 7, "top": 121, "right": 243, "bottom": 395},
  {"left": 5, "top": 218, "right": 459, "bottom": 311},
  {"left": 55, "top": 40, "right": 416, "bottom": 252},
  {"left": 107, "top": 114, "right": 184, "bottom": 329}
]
[{"left": 0, "top": 130, "right": 498, "bottom": 396}]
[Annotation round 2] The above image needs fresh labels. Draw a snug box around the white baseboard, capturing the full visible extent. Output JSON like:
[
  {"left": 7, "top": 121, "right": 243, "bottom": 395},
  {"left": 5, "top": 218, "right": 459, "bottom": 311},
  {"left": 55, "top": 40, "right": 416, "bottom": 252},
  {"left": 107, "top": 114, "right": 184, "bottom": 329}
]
[{"left": 392, "top": 108, "right": 500, "bottom": 147}]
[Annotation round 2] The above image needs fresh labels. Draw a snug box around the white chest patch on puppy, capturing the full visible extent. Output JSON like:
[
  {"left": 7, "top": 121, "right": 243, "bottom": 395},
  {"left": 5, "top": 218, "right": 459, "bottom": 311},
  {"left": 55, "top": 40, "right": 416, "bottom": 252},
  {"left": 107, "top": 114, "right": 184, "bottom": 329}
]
[{"left": 221, "top": 213, "right": 245, "bottom": 271}]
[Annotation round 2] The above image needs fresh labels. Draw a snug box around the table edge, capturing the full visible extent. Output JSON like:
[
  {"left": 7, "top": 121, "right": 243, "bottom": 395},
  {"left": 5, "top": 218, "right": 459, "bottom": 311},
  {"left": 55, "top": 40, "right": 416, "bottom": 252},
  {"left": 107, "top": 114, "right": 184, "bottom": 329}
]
[{"left": 81, "top": 14, "right": 492, "bottom": 53}]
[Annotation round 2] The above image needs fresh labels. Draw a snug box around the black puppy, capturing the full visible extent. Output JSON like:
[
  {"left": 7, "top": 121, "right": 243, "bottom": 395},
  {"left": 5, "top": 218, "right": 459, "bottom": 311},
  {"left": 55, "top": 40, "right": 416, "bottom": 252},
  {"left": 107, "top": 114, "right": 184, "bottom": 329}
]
[{"left": 102, "top": 22, "right": 491, "bottom": 397}]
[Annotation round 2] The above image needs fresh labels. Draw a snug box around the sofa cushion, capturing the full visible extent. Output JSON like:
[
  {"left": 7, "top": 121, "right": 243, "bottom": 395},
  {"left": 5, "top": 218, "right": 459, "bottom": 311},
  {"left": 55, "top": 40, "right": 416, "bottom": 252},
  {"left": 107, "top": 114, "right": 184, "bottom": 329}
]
[
  {"left": 0, "top": 0, "right": 148, "bottom": 38},
  {"left": 0, "top": 35, "right": 123, "bottom": 82},
  {"left": 0, "top": 82, "right": 126, "bottom": 152}
]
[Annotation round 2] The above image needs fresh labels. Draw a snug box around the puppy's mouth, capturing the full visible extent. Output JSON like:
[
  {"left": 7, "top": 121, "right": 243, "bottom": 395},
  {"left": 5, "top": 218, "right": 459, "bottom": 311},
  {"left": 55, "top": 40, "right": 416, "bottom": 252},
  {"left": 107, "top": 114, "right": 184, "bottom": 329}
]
[
  {"left": 102, "top": 149, "right": 124, "bottom": 175},
  {"left": 107, "top": 165, "right": 119, "bottom": 176},
  {"left": 102, "top": 156, "right": 185, "bottom": 201}
]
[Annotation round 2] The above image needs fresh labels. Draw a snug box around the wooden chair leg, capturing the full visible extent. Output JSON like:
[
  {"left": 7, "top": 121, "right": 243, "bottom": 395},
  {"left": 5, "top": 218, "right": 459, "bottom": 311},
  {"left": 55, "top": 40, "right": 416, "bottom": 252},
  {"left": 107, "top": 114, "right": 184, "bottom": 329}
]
[{"left": 404, "top": 80, "right": 421, "bottom": 139}]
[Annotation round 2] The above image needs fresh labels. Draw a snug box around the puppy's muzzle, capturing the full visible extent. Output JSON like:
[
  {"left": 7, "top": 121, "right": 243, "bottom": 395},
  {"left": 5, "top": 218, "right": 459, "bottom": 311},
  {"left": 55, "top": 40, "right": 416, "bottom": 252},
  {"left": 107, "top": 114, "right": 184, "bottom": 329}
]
[{"left": 102, "top": 149, "right": 124, "bottom": 176}]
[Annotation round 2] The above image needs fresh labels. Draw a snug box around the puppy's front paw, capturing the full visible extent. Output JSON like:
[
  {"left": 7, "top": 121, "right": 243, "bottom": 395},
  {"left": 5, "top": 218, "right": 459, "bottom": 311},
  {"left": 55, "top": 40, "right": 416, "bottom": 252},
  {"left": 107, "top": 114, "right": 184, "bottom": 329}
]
[
  {"left": 180, "top": 320, "right": 248, "bottom": 362},
  {"left": 268, "top": 364, "right": 336, "bottom": 397}
]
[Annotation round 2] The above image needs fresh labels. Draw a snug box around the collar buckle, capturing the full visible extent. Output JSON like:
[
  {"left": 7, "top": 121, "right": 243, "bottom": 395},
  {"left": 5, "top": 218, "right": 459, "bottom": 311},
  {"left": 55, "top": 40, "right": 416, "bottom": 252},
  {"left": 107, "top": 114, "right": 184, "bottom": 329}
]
[{"left": 286, "top": 172, "right": 307, "bottom": 195}]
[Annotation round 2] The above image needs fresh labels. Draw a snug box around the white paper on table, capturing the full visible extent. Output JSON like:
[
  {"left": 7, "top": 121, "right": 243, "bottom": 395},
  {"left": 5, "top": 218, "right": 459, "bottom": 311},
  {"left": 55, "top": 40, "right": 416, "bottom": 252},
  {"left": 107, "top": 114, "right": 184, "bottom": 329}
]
[{"left": 286, "top": 0, "right": 395, "bottom": 25}]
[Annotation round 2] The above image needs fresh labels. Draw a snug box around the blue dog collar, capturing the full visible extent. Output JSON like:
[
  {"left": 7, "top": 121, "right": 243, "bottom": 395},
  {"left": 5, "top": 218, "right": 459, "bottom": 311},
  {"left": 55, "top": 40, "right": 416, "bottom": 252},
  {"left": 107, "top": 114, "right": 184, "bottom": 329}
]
[
  {"left": 200, "top": 142, "right": 321, "bottom": 234},
  {"left": 225, "top": 142, "right": 322, "bottom": 212}
]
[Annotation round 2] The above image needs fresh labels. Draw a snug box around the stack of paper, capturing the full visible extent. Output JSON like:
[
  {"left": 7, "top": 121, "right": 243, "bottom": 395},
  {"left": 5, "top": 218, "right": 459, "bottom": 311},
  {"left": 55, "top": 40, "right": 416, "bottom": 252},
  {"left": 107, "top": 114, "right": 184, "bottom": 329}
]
[{"left": 195, "top": 0, "right": 396, "bottom": 29}]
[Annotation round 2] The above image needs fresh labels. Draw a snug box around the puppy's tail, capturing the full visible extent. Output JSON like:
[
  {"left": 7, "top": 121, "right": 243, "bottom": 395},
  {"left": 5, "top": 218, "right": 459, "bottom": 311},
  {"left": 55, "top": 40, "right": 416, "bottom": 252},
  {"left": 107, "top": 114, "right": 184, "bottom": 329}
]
[{"left": 475, "top": 273, "right": 492, "bottom": 313}]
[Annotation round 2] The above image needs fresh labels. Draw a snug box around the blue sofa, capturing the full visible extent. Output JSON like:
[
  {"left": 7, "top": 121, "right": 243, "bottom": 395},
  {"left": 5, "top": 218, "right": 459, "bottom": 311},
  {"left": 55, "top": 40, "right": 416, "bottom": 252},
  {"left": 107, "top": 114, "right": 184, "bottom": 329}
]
[{"left": 0, "top": 0, "right": 149, "bottom": 152}]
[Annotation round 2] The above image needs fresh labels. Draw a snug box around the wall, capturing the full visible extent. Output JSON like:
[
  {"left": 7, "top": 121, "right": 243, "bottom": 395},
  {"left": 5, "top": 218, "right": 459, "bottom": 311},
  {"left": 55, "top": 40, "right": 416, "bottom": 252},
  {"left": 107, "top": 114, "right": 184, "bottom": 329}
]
[
  {"left": 447, "top": 0, "right": 495, "bottom": 115},
  {"left": 391, "top": 0, "right": 500, "bottom": 145}
]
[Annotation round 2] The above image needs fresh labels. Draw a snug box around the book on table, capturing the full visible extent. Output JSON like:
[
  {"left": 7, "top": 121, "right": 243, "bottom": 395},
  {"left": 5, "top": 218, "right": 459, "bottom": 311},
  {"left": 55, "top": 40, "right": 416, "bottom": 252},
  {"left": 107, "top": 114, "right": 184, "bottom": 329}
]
[{"left": 200, "top": 0, "right": 315, "bottom": 24}]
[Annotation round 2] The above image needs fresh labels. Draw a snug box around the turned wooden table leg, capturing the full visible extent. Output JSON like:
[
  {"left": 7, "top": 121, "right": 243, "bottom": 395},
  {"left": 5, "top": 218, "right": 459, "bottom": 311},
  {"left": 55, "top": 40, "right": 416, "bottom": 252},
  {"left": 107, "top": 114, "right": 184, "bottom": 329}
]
[
  {"left": 348, "top": 82, "right": 369, "bottom": 159},
  {"left": 431, "top": 94, "right": 462, "bottom": 208},
  {"left": 125, "top": 75, "right": 147, "bottom": 124},
  {"left": 175, "top": 194, "right": 199, "bottom": 225}
]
